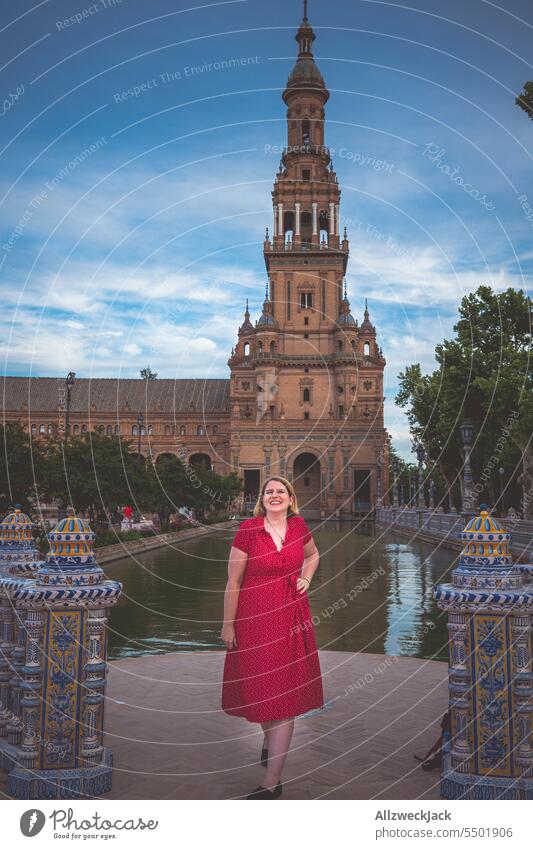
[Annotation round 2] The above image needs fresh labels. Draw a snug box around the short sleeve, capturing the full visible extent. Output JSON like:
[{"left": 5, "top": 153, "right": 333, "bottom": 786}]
[
  {"left": 300, "top": 517, "right": 312, "bottom": 545},
  {"left": 231, "top": 521, "right": 253, "bottom": 555}
]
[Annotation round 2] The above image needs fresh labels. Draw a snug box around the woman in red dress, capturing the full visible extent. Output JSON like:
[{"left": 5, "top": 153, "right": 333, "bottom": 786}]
[{"left": 221, "top": 476, "right": 324, "bottom": 799}]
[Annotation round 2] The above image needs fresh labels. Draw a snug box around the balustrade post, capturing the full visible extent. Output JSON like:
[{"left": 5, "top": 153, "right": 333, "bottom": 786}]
[{"left": 434, "top": 509, "right": 533, "bottom": 799}]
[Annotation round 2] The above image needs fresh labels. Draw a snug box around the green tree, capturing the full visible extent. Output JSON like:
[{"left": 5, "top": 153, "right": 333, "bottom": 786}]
[
  {"left": 144, "top": 456, "right": 242, "bottom": 529},
  {"left": 0, "top": 423, "right": 49, "bottom": 515},
  {"left": 396, "top": 286, "right": 532, "bottom": 515},
  {"left": 44, "top": 430, "right": 151, "bottom": 530},
  {"left": 140, "top": 366, "right": 158, "bottom": 380},
  {"left": 516, "top": 82, "right": 533, "bottom": 121}
]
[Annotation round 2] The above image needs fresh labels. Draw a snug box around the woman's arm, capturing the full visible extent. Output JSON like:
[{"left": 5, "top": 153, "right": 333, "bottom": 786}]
[
  {"left": 221, "top": 545, "right": 248, "bottom": 649},
  {"left": 297, "top": 538, "right": 320, "bottom": 593}
]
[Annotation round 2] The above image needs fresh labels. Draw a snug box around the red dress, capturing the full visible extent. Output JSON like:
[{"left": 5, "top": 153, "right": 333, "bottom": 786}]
[{"left": 221, "top": 515, "right": 324, "bottom": 722}]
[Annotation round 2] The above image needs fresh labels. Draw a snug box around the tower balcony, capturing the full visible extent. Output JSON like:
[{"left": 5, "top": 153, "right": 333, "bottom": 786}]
[
  {"left": 264, "top": 236, "right": 349, "bottom": 272},
  {"left": 281, "top": 143, "right": 331, "bottom": 165},
  {"left": 250, "top": 351, "right": 361, "bottom": 367}
]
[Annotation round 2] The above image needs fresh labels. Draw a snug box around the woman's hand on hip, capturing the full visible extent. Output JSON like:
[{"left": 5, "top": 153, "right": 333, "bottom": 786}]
[
  {"left": 296, "top": 577, "right": 310, "bottom": 594},
  {"left": 221, "top": 624, "right": 237, "bottom": 650}
]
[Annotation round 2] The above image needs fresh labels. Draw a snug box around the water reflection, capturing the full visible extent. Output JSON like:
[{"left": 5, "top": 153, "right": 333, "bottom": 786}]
[{"left": 105, "top": 522, "right": 456, "bottom": 662}]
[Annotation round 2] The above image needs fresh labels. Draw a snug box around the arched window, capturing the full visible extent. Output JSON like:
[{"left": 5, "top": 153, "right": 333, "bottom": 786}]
[
  {"left": 47, "top": 424, "right": 53, "bottom": 434},
  {"left": 300, "top": 292, "right": 313, "bottom": 309},
  {"left": 106, "top": 425, "right": 113, "bottom": 435},
  {"left": 351, "top": 339, "right": 356, "bottom": 349},
  {"left": 165, "top": 425, "right": 171, "bottom": 435},
  {"left": 197, "top": 425, "right": 204, "bottom": 436},
  {"left": 132, "top": 425, "right": 138, "bottom": 436},
  {"left": 258, "top": 340, "right": 263, "bottom": 353},
  {"left": 302, "top": 119, "right": 311, "bottom": 145},
  {"left": 270, "top": 340, "right": 276, "bottom": 352},
  {"left": 338, "top": 340, "right": 343, "bottom": 352},
  {"left": 39, "top": 424, "right": 45, "bottom": 434},
  {"left": 363, "top": 341, "right": 370, "bottom": 356},
  {"left": 213, "top": 424, "right": 218, "bottom": 435},
  {"left": 180, "top": 425, "right": 186, "bottom": 436},
  {"left": 148, "top": 425, "right": 153, "bottom": 435},
  {"left": 73, "top": 424, "right": 79, "bottom": 434},
  {"left": 303, "top": 388, "right": 310, "bottom": 403},
  {"left": 81, "top": 424, "right": 87, "bottom": 433},
  {"left": 244, "top": 342, "right": 250, "bottom": 356},
  {"left": 31, "top": 424, "right": 36, "bottom": 435},
  {"left": 115, "top": 424, "right": 120, "bottom": 434}
]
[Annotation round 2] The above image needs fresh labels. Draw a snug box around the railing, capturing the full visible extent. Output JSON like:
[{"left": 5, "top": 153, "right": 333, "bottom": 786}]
[
  {"left": 281, "top": 144, "right": 331, "bottom": 158},
  {"left": 250, "top": 352, "right": 360, "bottom": 365},
  {"left": 266, "top": 239, "right": 345, "bottom": 252},
  {"left": 375, "top": 507, "right": 533, "bottom": 561}
]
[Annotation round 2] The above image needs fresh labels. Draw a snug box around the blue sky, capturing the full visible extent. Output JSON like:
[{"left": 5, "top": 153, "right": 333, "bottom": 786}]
[{"left": 1, "top": 0, "right": 532, "bottom": 457}]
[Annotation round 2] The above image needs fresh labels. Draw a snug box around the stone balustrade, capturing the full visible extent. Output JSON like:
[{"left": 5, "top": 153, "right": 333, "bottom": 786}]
[
  {"left": 0, "top": 508, "right": 122, "bottom": 799},
  {"left": 376, "top": 506, "right": 533, "bottom": 562}
]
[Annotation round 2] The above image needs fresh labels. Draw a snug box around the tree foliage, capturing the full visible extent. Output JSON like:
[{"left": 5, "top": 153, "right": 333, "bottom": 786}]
[
  {"left": 396, "top": 286, "right": 533, "bottom": 515},
  {"left": 0, "top": 426, "right": 243, "bottom": 531},
  {"left": 516, "top": 81, "right": 533, "bottom": 121},
  {"left": 140, "top": 366, "right": 158, "bottom": 380},
  {"left": 0, "top": 423, "right": 48, "bottom": 514}
]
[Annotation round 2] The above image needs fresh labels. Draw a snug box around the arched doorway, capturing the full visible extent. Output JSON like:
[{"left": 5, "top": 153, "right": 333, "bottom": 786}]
[
  {"left": 189, "top": 453, "right": 212, "bottom": 471},
  {"left": 292, "top": 452, "right": 321, "bottom": 515},
  {"left": 156, "top": 452, "right": 176, "bottom": 464}
]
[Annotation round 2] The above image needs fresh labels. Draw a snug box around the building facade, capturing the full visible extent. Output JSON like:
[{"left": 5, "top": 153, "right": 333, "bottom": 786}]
[{"left": 1, "top": 8, "right": 388, "bottom": 518}]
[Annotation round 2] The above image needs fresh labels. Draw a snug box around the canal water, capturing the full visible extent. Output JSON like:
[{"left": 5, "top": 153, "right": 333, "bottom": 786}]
[{"left": 105, "top": 522, "right": 457, "bottom": 662}]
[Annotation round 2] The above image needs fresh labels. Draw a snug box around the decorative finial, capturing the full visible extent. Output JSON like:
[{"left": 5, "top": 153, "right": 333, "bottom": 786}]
[
  {"left": 365, "top": 297, "right": 368, "bottom": 311},
  {"left": 343, "top": 226, "right": 347, "bottom": 239},
  {"left": 66, "top": 505, "right": 75, "bottom": 516},
  {"left": 303, "top": 0, "right": 309, "bottom": 22},
  {"left": 265, "top": 280, "right": 269, "bottom": 299},
  {"left": 265, "top": 227, "right": 269, "bottom": 239},
  {"left": 344, "top": 279, "right": 348, "bottom": 299}
]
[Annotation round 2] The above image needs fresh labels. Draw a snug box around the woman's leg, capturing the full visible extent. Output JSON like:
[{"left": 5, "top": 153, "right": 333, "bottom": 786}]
[
  {"left": 262, "top": 717, "right": 295, "bottom": 789},
  {"left": 260, "top": 720, "right": 272, "bottom": 755}
]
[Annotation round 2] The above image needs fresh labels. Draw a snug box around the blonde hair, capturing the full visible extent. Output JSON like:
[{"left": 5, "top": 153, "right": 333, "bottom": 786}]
[{"left": 253, "top": 476, "right": 299, "bottom": 517}]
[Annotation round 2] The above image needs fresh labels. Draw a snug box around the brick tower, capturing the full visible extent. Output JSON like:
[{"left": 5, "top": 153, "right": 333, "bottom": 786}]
[{"left": 229, "top": 2, "right": 388, "bottom": 517}]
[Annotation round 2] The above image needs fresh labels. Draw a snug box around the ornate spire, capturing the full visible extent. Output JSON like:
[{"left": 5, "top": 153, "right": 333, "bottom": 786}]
[
  {"left": 238, "top": 299, "right": 254, "bottom": 337},
  {"left": 361, "top": 298, "right": 375, "bottom": 333},
  {"left": 283, "top": 2, "right": 328, "bottom": 103},
  {"left": 338, "top": 280, "right": 356, "bottom": 327},
  {"left": 258, "top": 280, "right": 277, "bottom": 327}
]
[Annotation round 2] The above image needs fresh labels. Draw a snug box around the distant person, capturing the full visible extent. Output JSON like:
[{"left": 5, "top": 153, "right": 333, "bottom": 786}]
[
  {"left": 121, "top": 505, "right": 133, "bottom": 531},
  {"left": 221, "top": 476, "right": 323, "bottom": 799}
]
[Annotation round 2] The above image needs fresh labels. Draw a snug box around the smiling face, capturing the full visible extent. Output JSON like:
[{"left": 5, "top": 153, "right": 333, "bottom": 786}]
[{"left": 262, "top": 479, "right": 293, "bottom": 518}]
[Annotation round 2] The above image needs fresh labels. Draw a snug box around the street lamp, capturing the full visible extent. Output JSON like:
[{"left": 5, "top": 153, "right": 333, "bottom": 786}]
[
  {"left": 375, "top": 449, "right": 383, "bottom": 507},
  {"left": 460, "top": 420, "right": 475, "bottom": 513},
  {"left": 65, "top": 371, "right": 76, "bottom": 440},
  {"left": 429, "top": 478, "right": 436, "bottom": 510},
  {"left": 499, "top": 466, "right": 505, "bottom": 515},
  {"left": 137, "top": 412, "right": 144, "bottom": 466},
  {"left": 414, "top": 442, "right": 426, "bottom": 509},
  {"left": 392, "top": 457, "right": 399, "bottom": 507}
]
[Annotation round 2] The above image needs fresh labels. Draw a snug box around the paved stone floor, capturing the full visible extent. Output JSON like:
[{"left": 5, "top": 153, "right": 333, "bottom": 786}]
[{"left": 0, "top": 650, "right": 448, "bottom": 800}]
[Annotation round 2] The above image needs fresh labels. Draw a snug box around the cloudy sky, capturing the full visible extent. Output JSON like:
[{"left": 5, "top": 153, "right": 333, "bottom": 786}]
[{"left": 1, "top": 0, "right": 532, "bottom": 457}]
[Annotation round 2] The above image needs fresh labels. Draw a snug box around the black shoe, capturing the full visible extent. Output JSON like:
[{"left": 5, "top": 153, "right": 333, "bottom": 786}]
[
  {"left": 261, "top": 746, "right": 268, "bottom": 767},
  {"left": 247, "top": 782, "right": 282, "bottom": 799}
]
